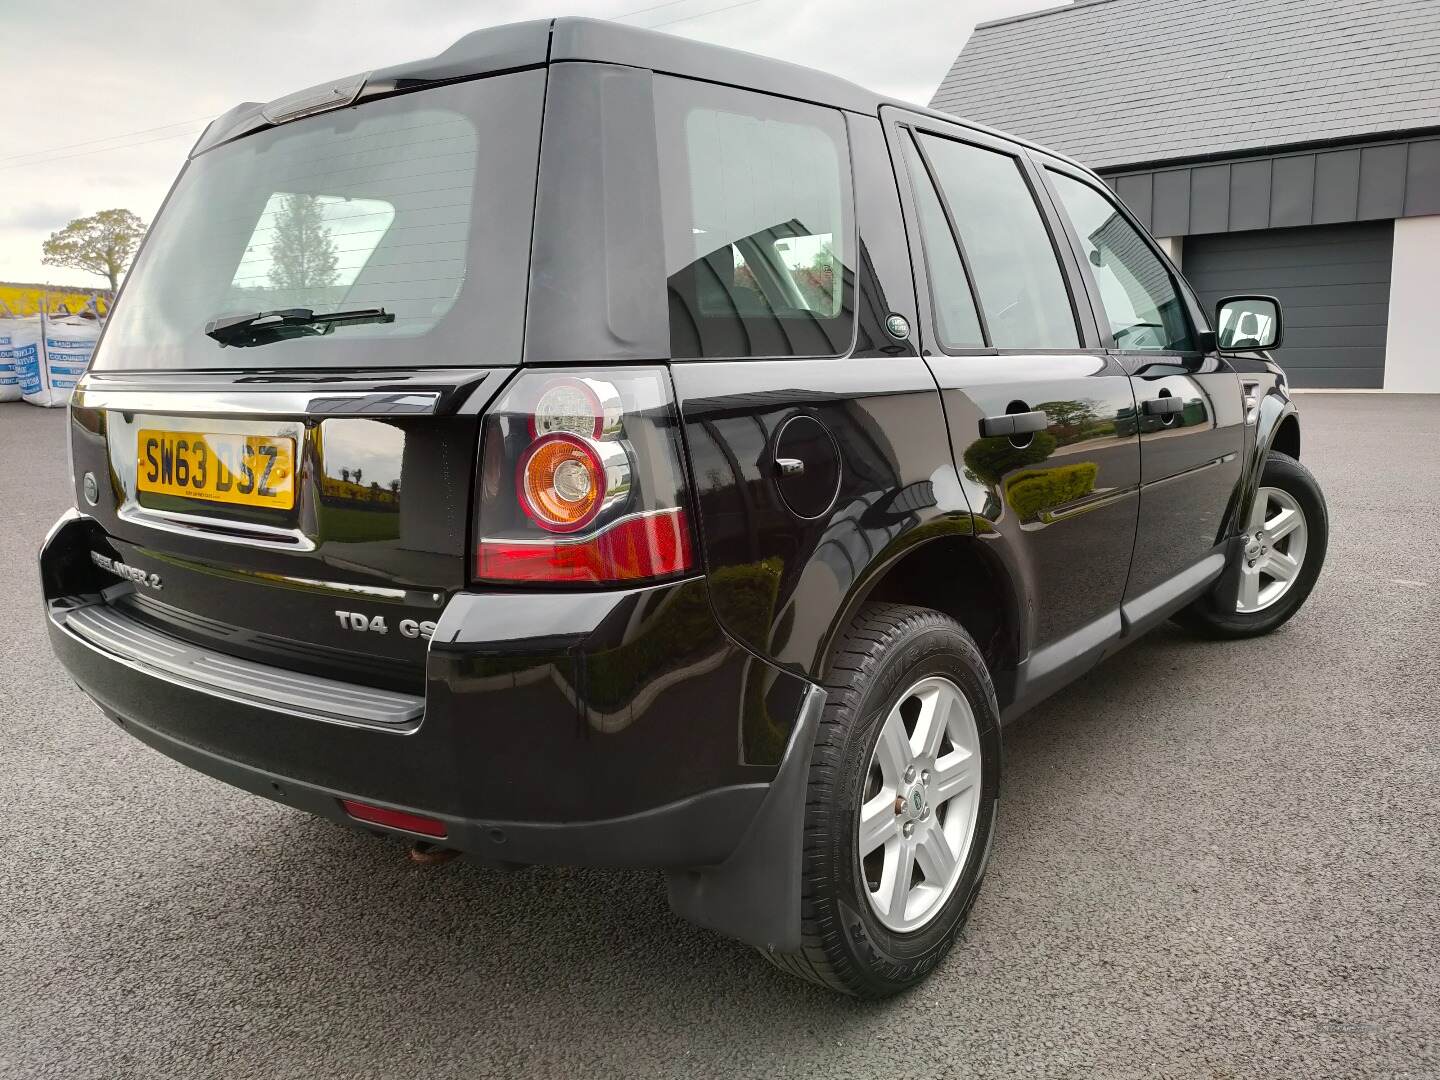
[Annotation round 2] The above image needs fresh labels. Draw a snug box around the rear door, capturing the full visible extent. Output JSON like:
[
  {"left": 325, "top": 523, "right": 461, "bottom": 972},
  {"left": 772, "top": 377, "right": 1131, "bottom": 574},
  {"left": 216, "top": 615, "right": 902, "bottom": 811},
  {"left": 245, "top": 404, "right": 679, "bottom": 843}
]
[
  {"left": 1037, "top": 158, "right": 1245, "bottom": 613},
  {"left": 882, "top": 110, "right": 1140, "bottom": 710},
  {"left": 70, "top": 69, "right": 547, "bottom": 692}
]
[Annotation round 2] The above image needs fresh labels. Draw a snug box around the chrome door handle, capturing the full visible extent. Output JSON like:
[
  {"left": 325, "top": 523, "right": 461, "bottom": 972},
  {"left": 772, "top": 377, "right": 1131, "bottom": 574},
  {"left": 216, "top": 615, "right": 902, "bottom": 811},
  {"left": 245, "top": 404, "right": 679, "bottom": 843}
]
[
  {"left": 1142, "top": 397, "right": 1184, "bottom": 416},
  {"left": 775, "top": 457, "right": 805, "bottom": 477},
  {"left": 978, "top": 410, "right": 1048, "bottom": 438}
]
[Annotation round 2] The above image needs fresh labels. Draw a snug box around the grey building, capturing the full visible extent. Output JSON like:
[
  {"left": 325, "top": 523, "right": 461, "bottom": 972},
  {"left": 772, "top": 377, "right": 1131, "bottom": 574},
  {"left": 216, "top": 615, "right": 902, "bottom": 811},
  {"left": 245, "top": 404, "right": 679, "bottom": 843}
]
[{"left": 932, "top": 0, "right": 1440, "bottom": 391}]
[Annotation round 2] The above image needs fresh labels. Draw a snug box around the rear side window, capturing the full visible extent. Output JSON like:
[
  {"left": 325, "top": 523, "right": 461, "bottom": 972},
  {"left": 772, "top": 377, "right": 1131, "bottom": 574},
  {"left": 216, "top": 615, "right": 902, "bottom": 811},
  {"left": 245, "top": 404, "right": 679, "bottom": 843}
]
[
  {"left": 898, "top": 134, "right": 984, "bottom": 349},
  {"left": 1047, "top": 171, "right": 1195, "bottom": 352},
  {"left": 94, "top": 71, "right": 545, "bottom": 371},
  {"left": 654, "top": 77, "right": 855, "bottom": 359},
  {"left": 918, "top": 133, "right": 1078, "bottom": 350}
]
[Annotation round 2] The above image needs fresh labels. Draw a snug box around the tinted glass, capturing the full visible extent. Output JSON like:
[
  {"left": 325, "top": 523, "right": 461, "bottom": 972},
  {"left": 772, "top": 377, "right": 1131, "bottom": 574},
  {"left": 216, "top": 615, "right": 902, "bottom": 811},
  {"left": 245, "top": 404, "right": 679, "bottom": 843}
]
[
  {"left": 94, "top": 71, "right": 544, "bottom": 370},
  {"left": 655, "top": 77, "right": 854, "bottom": 359},
  {"left": 1049, "top": 172, "right": 1195, "bottom": 352},
  {"left": 919, "top": 134, "right": 1077, "bottom": 350},
  {"left": 900, "top": 135, "right": 984, "bottom": 349}
]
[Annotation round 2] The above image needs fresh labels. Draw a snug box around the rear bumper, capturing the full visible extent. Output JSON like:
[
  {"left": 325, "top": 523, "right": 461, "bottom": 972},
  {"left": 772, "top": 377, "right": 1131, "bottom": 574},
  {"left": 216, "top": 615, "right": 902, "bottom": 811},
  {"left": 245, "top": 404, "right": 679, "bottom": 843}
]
[{"left": 41, "top": 511, "right": 817, "bottom": 876}]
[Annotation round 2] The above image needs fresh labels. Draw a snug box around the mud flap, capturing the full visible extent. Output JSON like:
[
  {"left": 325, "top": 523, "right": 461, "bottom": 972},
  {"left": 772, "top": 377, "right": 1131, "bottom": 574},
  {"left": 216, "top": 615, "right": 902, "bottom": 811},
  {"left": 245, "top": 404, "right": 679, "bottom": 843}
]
[
  {"left": 664, "top": 684, "right": 826, "bottom": 953},
  {"left": 1207, "top": 533, "right": 1249, "bottom": 612}
]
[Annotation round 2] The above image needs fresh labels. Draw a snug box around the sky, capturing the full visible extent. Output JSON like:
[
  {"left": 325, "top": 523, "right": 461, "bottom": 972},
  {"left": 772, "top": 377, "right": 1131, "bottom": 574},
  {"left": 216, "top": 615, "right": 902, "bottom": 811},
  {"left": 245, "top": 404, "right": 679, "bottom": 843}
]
[{"left": 0, "top": 0, "right": 1057, "bottom": 288}]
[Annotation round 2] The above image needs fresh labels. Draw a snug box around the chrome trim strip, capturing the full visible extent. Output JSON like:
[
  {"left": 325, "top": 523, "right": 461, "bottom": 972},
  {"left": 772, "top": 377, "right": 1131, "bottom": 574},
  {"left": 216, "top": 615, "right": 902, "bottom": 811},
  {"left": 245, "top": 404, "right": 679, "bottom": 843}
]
[
  {"left": 73, "top": 386, "right": 441, "bottom": 417},
  {"left": 130, "top": 552, "right": 421, "bottom": 603},
  {"left": 116, "top": 504, "right": 317, "bottom": 553},
  {"left": 1142, "top": 452, "right": 1239, "bottom": 491},
  {"left": 1035, "top": 485, "right": 1135, "bottom": 525},
  {"left": 247, "top": 573, "right": 413, "bottom": 602}
]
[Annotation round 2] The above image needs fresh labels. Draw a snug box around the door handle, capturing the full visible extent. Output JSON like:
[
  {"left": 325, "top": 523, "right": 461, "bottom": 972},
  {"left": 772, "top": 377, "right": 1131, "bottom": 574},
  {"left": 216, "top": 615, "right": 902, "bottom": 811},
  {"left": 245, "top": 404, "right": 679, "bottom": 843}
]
[
  {"left": 979, "top": 410, "right": 1048, "bottom": 438},
  {"left": 1142, "top": 397, "right": 1184, "bottom": 416},
  {"left": 774, "top": 457, "right": 805, "bottom": 477}
]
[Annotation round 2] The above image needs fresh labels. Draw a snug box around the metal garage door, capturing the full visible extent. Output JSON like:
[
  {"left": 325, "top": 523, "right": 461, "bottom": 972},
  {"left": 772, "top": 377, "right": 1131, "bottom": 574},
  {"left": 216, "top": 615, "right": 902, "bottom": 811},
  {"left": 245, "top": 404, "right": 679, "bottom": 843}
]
[{"left": 1184, "top": 222, "right": 1393, "bottom": 389}]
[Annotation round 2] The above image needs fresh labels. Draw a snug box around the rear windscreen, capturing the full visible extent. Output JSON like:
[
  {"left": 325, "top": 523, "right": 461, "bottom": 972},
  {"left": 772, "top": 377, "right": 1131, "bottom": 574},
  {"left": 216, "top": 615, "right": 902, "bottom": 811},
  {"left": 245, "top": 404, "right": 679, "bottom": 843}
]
[{"left": 94, "top": 70, "right": 545, "bottom": 371}]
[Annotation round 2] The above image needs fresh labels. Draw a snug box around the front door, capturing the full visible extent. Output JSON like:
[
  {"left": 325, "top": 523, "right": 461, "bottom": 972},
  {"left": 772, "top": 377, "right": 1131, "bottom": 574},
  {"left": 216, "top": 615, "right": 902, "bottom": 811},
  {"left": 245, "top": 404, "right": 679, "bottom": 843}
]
[
  {"left": 1037, "top": 159, "right": 1246, "bottom": 623},
  {"left": 883, "top": 110, "right": 1141, "bottom": 714}
]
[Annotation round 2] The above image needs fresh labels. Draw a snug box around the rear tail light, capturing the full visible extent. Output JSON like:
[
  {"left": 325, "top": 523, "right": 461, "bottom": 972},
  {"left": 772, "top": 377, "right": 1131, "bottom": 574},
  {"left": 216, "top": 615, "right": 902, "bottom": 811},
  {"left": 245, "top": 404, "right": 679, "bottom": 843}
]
[
  {"left": 475, "top": 369, "right": 696, "bottom": 585},
  {"left": 517, "top": 434, "right": 609, "bottom": 532},
  {"left": 529, "top": 376, "right": 622, "bottom": 439}
]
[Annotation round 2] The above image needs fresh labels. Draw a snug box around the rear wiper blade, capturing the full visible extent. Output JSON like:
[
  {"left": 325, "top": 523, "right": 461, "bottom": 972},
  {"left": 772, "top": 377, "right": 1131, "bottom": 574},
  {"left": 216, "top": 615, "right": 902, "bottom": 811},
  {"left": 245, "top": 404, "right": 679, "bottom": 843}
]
[{"left": 204, "top": 307, "right": 394, "bottom": 347}]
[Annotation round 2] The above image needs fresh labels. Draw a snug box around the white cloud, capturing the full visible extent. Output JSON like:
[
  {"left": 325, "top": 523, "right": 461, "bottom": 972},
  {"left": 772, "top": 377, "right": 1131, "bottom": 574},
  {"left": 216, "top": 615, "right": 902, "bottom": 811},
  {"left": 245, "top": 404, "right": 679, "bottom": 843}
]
[{"left": 0, "top": 0, "right": 1053, "bottom": 285}]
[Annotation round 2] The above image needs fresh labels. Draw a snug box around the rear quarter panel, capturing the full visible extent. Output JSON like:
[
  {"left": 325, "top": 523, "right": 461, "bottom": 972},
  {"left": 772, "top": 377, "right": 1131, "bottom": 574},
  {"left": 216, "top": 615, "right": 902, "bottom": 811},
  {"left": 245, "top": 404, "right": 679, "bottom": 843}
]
[{"left": 674, "top": 113, "right": 972, "bottom": 677}]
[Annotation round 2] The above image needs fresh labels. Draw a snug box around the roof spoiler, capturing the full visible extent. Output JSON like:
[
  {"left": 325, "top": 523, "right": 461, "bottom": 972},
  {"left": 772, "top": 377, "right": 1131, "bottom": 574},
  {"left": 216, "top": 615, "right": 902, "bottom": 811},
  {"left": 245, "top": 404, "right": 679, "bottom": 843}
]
[{"left": 190, "top": 18, "right": 553, "bottom": 157}]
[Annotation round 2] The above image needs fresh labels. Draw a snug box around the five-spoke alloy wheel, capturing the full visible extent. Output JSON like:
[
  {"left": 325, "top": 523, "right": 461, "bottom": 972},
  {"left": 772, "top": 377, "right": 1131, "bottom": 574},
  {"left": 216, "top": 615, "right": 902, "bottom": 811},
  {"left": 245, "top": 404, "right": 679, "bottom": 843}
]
[
  {"left": 1237, "top": 485, "right": 1309, "bottom": 613},
  {"left": 858, "top": 676, "right": 982, "bottom": 933},
  {"left": 1176, "top": 450, "right": 1328, "bottom": 639},
  {"left": 763, "top": 603, "right": 999, "bottom": 998}
]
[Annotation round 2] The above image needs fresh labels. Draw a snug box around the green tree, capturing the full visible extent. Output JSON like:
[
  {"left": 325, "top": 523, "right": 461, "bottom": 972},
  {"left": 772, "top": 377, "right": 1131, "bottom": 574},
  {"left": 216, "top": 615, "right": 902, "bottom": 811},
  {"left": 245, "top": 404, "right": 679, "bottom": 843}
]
[
  {"left": 1035, "top": 399, "right": 1099, "bottom": 435},
  {"left": 41, "top": 208, "right": 146, "bottom": 293},
  {"left": 963, "top": 432, "right": 1057, "bottom": 486},
  {"left": 267, "top": 194, "right": 338, "bottom": 300}
]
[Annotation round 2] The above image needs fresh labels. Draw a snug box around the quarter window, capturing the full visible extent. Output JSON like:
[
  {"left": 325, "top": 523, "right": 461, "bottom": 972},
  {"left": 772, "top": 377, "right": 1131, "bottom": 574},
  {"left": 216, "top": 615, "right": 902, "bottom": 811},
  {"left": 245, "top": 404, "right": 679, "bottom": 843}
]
[
  {"left": 655, "top": 77, "right": 854, "bottom": 359},
  {"left": 1048, "top": 172, "right": 1195, "bottom": 352},
  {"left": 918, "top": 133, "right": 1078, "bottom": 350},
  {"left": 900, "top": 135, "right": 984, "bottom": 350}
]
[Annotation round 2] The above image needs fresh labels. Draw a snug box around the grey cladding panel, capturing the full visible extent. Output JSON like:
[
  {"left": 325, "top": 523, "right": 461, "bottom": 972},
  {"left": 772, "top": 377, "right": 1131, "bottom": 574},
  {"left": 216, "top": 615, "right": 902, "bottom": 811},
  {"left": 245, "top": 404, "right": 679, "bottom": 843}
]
[
  {"left": 1405, "top": 140, "right": 1440, "bottom": 215},
  {"left": 1107, "top": 134, "right": 1432, "bottom": 237},
  {"left": 1190, "top": 166, "right": 1230, "bottom": 234},
  {"left": 1152, "top": 170, "right": 1189, "bottom": 236},
  {"left": 1183, "top": 221, "right": 1392, "bottom": 389},
  {"left": 1116, "top": 173, "right": 1153, "bottom": 230},
  {"left": 1229, "top": 160, "right": 1271, "bottom": 231},
  {"left": 1358, "top": 145, "right": 1408, "bottom": 219},
  {"left": 1313, "top": 150, "right": 1361, "bottom": 223},
  {"left": 1270, "top": 156, "right": 1316, "bottom": 228}
]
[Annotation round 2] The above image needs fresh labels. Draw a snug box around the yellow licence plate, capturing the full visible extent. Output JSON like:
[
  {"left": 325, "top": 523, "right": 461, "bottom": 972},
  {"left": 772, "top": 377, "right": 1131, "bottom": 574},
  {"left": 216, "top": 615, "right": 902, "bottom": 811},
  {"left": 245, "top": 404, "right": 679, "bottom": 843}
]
[{"left": 136, "top": 429, "right": 297, "bottom": 509}]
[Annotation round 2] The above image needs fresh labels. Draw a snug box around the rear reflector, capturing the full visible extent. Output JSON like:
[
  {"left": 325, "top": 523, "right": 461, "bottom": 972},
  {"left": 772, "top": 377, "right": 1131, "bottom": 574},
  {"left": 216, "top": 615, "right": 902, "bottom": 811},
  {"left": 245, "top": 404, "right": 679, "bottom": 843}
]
[
  {"left": 477, "top": 507, "right": 693, "bottom": 584},
  {"left": 340, "top": 799, "right": 447, "bottom": 838}
]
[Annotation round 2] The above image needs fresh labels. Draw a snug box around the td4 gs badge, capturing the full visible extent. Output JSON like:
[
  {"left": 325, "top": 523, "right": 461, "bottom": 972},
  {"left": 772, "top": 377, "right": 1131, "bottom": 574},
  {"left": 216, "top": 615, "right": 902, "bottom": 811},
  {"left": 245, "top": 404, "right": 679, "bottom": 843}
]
[{"left": 335, "top": 610, "right": 437, "bottom": 640}]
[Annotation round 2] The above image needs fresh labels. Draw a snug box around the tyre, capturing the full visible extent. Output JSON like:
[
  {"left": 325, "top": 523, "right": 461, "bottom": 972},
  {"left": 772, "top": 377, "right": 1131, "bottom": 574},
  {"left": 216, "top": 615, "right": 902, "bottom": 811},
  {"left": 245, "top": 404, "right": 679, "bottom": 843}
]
[
  {"left": 1175, "top": 450, "right": 1328, "bottom": 639},
  {"left": 764, "top": 603, "right": 1000, "bottom": 998}
]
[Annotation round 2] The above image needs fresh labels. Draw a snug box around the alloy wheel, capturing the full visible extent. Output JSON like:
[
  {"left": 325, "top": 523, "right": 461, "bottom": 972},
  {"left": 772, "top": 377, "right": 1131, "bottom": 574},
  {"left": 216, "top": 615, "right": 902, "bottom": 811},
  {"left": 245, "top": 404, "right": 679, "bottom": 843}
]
[
  {"left": 1237, "top": 484, "right": 1309, "bottom": 613},
  {"left": 858, "top": 675, "right": 982, "bottom": 934}
]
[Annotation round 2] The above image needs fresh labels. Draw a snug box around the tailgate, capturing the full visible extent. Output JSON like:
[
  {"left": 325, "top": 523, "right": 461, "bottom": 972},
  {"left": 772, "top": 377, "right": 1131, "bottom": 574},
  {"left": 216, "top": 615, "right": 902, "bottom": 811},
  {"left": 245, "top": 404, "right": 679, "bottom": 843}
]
[{"left": 68, "top": 370, "right": 505, "bottom": 692}]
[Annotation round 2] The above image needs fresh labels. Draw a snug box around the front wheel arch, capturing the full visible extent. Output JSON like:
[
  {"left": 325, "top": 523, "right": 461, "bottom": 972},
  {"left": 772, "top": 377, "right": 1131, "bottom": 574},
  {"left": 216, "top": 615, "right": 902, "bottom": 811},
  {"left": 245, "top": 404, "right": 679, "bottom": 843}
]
[{"left": 1270, "top": 413, "right": 1301, "bottom": 461}]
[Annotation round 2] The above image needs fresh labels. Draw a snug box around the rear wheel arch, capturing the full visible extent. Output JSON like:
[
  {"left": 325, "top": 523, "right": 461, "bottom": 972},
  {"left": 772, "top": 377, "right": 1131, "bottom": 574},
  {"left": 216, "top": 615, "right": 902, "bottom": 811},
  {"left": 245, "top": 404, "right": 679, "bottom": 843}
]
[{"left": 817, "top": 533, "right": 1024, "bottom": 701}]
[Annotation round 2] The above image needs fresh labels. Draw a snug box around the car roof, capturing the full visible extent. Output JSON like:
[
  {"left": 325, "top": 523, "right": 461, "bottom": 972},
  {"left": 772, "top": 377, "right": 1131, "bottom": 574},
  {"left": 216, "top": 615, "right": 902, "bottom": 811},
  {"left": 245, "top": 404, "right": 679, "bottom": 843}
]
[{"left": 191, "top": 16, "right": 1092, "bottom": 177}]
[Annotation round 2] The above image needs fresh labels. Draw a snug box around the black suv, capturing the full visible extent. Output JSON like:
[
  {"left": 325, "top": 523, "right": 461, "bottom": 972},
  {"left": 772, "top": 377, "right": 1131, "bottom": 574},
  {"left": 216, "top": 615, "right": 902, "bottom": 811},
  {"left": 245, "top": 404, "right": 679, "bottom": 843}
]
[{"left": 40, "top": 18, "right": 1327, "bottom": 998}]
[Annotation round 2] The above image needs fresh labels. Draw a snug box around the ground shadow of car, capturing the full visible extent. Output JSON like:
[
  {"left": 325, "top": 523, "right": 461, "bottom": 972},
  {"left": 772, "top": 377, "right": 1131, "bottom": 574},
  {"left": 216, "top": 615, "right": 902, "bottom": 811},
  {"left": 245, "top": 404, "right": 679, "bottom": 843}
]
[{"left": 210, "top": 620, "right": 1203, "bottom": 1012}]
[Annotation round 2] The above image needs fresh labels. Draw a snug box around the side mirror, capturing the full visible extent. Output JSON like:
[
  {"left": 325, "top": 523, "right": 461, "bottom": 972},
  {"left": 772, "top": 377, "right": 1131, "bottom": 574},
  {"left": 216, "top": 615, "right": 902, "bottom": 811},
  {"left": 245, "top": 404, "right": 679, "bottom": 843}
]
[{"left": 1215, "top": 294, "right": 1282, "bottom": 352}]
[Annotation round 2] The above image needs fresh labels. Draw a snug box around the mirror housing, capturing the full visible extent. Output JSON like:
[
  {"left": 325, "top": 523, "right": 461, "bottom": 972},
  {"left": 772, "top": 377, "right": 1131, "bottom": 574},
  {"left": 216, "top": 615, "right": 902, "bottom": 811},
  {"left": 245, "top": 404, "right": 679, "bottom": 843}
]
[{"left": 1215, "top": 294, "right": 1282, "bottom": 352}]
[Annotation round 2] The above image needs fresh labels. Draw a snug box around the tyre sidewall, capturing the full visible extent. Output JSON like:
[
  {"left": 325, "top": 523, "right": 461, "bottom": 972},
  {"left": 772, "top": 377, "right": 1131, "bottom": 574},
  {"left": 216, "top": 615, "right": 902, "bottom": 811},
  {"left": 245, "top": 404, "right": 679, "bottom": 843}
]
[
  {"left": 817, "top": 620, "right": 1000, "bottom": 993},
  {"left": 1183, "top": 452, "right": 1328, "bottom": 637}
]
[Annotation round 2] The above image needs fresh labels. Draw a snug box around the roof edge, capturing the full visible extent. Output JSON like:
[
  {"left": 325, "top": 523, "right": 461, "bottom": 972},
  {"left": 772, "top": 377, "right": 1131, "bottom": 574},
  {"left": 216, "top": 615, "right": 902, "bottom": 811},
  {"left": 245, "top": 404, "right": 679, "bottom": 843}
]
[
  {"left": 974, "top": 0, "right": 1117, "bottom": 33},
  {"left": 1096, "top": 124, "right": 1440, "bottom": 175}
]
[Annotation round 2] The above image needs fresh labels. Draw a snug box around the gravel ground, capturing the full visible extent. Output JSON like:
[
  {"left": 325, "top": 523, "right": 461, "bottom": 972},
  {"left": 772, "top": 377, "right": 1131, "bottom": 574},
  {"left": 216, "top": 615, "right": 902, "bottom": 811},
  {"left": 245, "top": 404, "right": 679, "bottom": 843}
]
[{"left": 1, "top": 394, "right": 1436, "bottom": 1080}]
